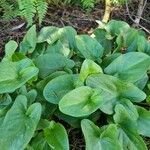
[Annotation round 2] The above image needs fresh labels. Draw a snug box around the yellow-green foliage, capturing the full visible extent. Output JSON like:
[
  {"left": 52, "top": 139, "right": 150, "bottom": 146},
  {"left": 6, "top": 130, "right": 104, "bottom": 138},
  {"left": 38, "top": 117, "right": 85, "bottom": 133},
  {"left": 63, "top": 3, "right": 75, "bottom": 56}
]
[
  {"left": 18, "top": 0, "right": 48, "bottom": 27},
  {"left": 46, "top": 0, "right": 71, "bottom": 5},
  {"left": 0, "top": 0, "right": 19, "bottom": 20}
]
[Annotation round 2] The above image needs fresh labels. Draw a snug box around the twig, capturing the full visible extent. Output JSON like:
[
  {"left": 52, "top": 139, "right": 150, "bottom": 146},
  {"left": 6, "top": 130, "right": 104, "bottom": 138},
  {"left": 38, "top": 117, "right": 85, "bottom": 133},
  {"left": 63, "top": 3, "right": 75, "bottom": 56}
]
[
  {"left": 10, "top": 23, "right": 26, "bottom": 31},
  {"left": 59, "top": 19, "right": 65, "bottom": 27},
  {"left": 130, "top": 14, "right": 150, "bottom": 24},
  {"left": 125, "top": 0, "right": 150, "bottom": 34},
  {"left": 43, "top": 20, "right": 60, "bottom": 26},
  {"left": 134, "top": 0, "right": 147, "bottom": 26},
  {"left": 61, "top": 18, "right": 82, "bottom": 30},
  {"left": 138, "top": 24, "right": 150, "bottom": 34},
  {"left": 143, "top": 0, "right": 147, "bottom": 10},
  {"left": 125, "top": 0, "right": 136, "bottom": 22}
]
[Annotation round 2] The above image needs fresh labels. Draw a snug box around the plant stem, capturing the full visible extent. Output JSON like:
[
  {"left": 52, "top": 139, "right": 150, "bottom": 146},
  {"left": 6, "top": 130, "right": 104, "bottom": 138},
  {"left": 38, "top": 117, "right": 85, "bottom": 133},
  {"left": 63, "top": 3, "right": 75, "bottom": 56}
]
[{"left": 102, "top": 0, "right": 112, "bottom": 23}]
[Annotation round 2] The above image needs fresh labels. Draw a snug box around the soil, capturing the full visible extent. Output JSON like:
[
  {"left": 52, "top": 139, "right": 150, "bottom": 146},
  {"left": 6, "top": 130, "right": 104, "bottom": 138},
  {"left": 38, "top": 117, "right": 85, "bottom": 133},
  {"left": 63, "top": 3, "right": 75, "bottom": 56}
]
[{"left": 0, "top": 1, "right": 150, "bottom": 56}]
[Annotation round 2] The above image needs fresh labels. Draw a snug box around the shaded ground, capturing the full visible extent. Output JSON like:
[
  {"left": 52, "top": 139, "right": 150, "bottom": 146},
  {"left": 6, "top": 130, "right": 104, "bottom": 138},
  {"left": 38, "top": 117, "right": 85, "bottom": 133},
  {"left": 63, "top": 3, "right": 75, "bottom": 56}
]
[{"left": 0, "top": 1, "right": 150, "bottom": 56}]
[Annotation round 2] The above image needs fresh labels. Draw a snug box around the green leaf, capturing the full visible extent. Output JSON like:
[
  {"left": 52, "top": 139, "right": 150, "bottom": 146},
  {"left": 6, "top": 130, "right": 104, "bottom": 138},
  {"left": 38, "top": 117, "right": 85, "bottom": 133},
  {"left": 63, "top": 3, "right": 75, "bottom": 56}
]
[
  {"left": 114, "top": 104, "right": 147, "bottom": 150},
  {"left": 45, "top": 40, "right": 71, "bottom": 57},
  {"left": 43, "top": 74, "right": 78, "bottom": 104},
  {"left": 55, "top": 110, "right": 82, "bottom": 128},
  {"left": 37, "top": 26, "right": 59, "bottom": 43},
  {"left": 38, "top": 26, "right": 76, "bottom": 49},
  {"left": 41, "top": 102, "right": 57, "bottom": 119},
  {"left": 81, "top": 119, "right": 121, "bottom": 150},
  {"left": 44, "top": 121, "right": 69, "bottom": 150},
  {"left": 58, "top": 26, "right": 77, "bottom": 49},
  {"left": 37, "top": 71, "right": 67, "bottom": 93},
  {"left": 0, "top": 94, "right": 12, "bottom": 123},
  {"left": 75, "top": 35, "right": 104, "bottom": 61},
  {"left": 0, "top": 95, "right": 42, "bottom": 150},
  {"left": 106, "top": 20, "right": 130, "bottom": 36},
  {"left": 59, "top": 86, "right": 102, "bottom": 117},
  {"left": 12, "top": 52, "right": 27, "bottom": 62},
  {"left": 137, "top": 35, "right": 150, "bottom": 55},
  {"left": 117, "top": 98, "right": 139, "bottom": 120},
  {"left": 104, "top": 52, "right": 150, "bottom": 83},
  {"left": 0, "top": 59, "right": 39, "bottom": 94},
  {"left": 136, "top": 106, "right": 150, "bottom": 137},
  {"left": 34, "top": 53, "right": 75, "bottom": 78},
  {"left": 37, "top": 119, "right": 51, "bottom": 130},
  {"left": 94, "top": 28, "right": 112, "bottom": 55},
  {"left": 86, "top": 74, "right": 146, "bottom": 114},
  {"left": 27, "top": 89, "right": 37, "bottom": 105},
  {"left": 134, "top": 74, "right": 148, "bottom": 90},
  {"left": 4, "top": 40, "right": 18, "bottom": 60},
  {"left": 146, "top": 96, "right": 150, "bottom": 104},
  {"left": 31, "top": 43, "right": 46, "bottom": 58},
  {"left": 30, "top": 132, "right": 51, "bottom": 150},
  {"left": 101, "top": 53, "right": 121, "bottom": 68},
  {"left": 20, "top": 25, "right": 37, "bottom": 54},
  {"left": 115, "top": 28, "right": 139, "bottom": 52},
  {"left": 18, "top": 86, "right": 37, "bottom": 105},
  {"left": 79, "top": 59, "right": 103, "bottom": 82},
  {"left": 115, "top": 28, "right": 149, "bottom": 53}
]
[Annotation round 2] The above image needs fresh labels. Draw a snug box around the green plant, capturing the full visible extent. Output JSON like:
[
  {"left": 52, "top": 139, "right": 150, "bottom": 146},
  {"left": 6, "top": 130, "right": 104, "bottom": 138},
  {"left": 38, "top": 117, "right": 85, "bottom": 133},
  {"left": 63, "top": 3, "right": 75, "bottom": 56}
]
[
  {"left": 0, "top": 0, "right": 47, "bottom": 26},
  {"left": 18, "top": 0, "right": 48, "bottom": 26},
  {"left": 46, "top": 0, "right": 71, "bottom": 5},
  {"left": 0, "top": 20, "right": 150, "bottom": 149},
  {"left": 0, "top": 0, "right": 19, "bottom": 20},
  {"left": 47, "top": 0, "right": 99, "bottom": 10},
  {"left": 81, "top": 0, "right": 95, "bottom": 10}
]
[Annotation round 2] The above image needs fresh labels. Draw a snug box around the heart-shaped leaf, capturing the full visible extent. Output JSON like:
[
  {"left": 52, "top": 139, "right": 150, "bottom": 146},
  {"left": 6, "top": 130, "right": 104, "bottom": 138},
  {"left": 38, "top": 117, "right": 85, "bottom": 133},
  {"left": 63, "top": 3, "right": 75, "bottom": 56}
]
[
  {"left": 0, "top": 94, "right": 12, "bottom": 124},
  {"left": 20, "top": 25, "right": 37, "bottom": 54},
  {"left": 81, "top": 119, "right": 121, "bottom": 150},
  {"left": 37, "top": 26, "right": 59, "bottom": 43},
  {"left": 38, "top": 26, "right": 76, "bottom": 49},
  {"left": 94, "top": 29, "right": 112, "bottom": 55},
  {"left": 104, "top": 52, "right": 150, "bottom": 83},
  {"left": 106, "top": 20, "right": 130, "bottom": 36},
  {"left": 115, "top": 28, "right": 139, "bottom": 53},
  {"left": 34, "top": 53, "right": 75, "bottom": 78},
  {"left": 137, "top": 36, "right": 150, "bottom": 55},
  {"left": 30, "top": 132, "right": 51, "bottom": 150},
  {"left": 0, "top": 95, "right": 42, "bottom": 150},
  {"left": 43, "top": 74, "right": 78, "bottom": 104},
  {"left": 59, "top": 86, "right": 103, "bottom": 117},
  {"left": 44, "top": 121, "right": 69, "bottom": 150},
  {"left": 75, "top": 35, "right": 104, "bottom": 61},
  {"left": 114, "top": 104, "right": 147, "bottom": 150},
  {"left": 134, "top": 74, "right": 148, "bottom": 90},
  {"left": 117, "top": 98, "right": 139, "bottom": 120},
  {"left": 79, "top": 59, "right": 103, "bottom": 83},
  {"left": 0, "top": 59, "right": 39, "bottom": 94},
  {"left": 136, "top": 106, "right": 150, "bottom": 137},
  {"left": 86, "top": 74, "right": 146, "bottom": 114},
  {"left": 4, "top": 40, "right": 18, "bottom": 60},
  {"left": 45, "top": 40, "right": 71, "bottom": 57}
]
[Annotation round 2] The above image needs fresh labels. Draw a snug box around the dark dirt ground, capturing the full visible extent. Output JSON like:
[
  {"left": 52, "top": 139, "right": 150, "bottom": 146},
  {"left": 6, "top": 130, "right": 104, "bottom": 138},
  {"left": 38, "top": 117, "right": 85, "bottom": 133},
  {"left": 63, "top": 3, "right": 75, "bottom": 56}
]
[
  {"left": 0, "top": 1, "right": 150, "bottom": 56},
  {"left": 0, "top": 2, "right": 150, "bottom": 150}
]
